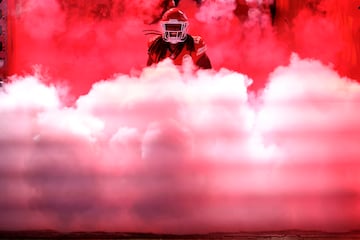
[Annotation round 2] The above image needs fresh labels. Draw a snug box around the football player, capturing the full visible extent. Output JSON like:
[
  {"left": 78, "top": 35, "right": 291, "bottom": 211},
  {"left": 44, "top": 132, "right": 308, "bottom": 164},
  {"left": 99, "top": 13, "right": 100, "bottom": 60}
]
[{"left": 147, "top": 8, "right": 212, "bottom": 69}]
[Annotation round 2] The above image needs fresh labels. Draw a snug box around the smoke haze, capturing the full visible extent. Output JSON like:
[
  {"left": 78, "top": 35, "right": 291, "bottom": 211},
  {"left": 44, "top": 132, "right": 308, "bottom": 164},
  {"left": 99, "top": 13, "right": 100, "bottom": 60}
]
[{"left": 1, "top": 0, "right": 360, "bottom": 234}]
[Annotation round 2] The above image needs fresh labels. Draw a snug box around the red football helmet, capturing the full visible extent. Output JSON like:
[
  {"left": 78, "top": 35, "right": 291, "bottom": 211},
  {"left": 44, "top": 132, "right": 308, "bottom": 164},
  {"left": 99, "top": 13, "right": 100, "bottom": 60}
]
[{"left": 160, "top": 8, "right": 189, "bottom": 44}]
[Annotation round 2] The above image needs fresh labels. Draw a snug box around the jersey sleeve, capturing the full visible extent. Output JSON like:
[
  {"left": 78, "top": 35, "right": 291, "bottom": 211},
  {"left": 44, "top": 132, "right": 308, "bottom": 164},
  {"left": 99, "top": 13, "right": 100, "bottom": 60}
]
[
  {"left": 190, "top": 36, "right": 211, "bottom": 68},
  {"left": 192, "top": 36, "right": 208, "bottom": 58}
]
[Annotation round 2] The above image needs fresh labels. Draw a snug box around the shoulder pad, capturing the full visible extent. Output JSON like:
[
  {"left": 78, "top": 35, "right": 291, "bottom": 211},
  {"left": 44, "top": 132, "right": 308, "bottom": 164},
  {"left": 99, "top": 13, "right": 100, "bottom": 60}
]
[{"left": 192, "top": 36, "right": 204, "bottom": 45}]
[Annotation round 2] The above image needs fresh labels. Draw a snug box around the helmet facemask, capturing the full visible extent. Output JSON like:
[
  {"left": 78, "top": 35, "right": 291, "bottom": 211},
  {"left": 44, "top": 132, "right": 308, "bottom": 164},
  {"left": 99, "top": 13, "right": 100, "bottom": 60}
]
[{"left": 161, "top": 19, "right": 188, "bottom": 44}]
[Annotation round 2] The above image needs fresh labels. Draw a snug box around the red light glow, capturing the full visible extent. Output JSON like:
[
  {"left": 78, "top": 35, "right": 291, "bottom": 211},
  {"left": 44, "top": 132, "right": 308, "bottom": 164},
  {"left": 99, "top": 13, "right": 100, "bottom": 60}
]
[{"left": 1, "top": 0, "right": 360, "bottom": 234}]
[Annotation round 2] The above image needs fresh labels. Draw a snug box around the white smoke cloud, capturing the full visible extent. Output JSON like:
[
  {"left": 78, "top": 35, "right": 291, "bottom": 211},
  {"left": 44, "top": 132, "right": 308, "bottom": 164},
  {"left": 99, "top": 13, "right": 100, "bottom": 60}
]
[
  {"left": 196, "top": 0, "right": 237, "bottom": 22},
  {"left": 1, "top": 55, "right": 360, "bottom": 232},
  {"left": 2, "top": 0, "right": 360, "bottom": 234}
]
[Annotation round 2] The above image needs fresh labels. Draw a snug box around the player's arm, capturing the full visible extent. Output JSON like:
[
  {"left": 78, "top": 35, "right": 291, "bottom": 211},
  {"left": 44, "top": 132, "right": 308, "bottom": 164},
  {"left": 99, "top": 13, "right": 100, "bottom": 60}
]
[
  {"left": 193, "top": 36, "right": 212, "bottom": 69},
  {"left": 196, "top": 53, "right": 212, "bottom": 69}
]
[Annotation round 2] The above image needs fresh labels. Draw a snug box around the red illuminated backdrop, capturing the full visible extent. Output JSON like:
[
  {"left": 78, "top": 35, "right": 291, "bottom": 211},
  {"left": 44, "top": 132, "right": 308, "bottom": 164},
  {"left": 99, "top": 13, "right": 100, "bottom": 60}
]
[
  {"left": 6, "top": 0, "right": 360, "bottom": 96},
  {"left": 0, "top": 0, "right": 360, "bottom": 235}
]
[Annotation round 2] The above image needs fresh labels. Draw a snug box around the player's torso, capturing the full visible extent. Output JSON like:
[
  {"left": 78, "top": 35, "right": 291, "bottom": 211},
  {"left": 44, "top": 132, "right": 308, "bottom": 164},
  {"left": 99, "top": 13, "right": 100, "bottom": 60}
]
[
  {"left": 148, "top": 35, "right": 205, "bottom": 66},
  {"left": 163, "top": 48, "right": 194, "bottom": 65}
]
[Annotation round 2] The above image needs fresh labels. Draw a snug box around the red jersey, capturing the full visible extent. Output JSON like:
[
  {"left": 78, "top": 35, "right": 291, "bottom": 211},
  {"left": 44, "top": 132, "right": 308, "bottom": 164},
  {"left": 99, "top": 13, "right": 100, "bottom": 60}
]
[{"left": 147, "top": 35, "right": 209, "bottom": 67}]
